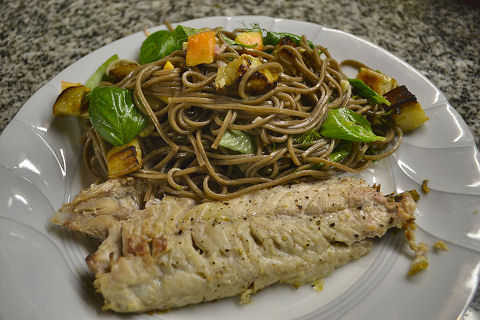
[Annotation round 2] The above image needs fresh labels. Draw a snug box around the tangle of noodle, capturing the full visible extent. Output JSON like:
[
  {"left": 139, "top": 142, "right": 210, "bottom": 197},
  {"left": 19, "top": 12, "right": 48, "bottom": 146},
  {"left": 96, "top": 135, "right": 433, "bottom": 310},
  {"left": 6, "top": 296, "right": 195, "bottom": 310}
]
[{"left": 84, "top": 27, "right": 402, "bottom": 201}]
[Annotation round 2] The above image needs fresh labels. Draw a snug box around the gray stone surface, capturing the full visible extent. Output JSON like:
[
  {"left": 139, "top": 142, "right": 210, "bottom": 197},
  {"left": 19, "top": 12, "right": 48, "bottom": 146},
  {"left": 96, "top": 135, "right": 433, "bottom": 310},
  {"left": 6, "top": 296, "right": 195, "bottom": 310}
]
[{"left": 1, "top": 0, "right": 479, "bottom": 317}]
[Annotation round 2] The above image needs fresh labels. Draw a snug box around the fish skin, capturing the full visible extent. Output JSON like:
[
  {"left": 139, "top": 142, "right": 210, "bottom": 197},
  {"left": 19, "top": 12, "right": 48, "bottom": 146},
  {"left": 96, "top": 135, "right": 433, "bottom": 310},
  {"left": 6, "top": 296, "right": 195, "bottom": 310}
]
[{"left": 52, "top": 177, "right": 415, "bottom": 313}]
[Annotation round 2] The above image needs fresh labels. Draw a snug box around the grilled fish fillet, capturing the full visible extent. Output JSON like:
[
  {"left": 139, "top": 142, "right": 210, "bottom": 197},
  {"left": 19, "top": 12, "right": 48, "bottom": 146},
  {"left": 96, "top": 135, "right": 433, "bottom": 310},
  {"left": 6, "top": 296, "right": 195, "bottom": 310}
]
[
  {"left": 51, "top": 177, "right": 150, "bottom": 239},
  {"left": 52, "top": 177, "right": 416, "bottom": 313}
]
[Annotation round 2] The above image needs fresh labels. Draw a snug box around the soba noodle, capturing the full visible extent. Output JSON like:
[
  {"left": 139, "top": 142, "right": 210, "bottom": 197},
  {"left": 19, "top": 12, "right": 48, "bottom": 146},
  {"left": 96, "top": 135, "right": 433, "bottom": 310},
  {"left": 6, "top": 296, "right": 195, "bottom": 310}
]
[{"left": 84, "top": 27, "right": 402, "bottom": 201}]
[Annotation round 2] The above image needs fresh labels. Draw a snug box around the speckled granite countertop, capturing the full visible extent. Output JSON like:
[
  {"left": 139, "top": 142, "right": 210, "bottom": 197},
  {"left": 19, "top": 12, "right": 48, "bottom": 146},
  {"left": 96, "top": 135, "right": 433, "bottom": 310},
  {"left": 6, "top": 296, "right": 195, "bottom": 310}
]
[{"left": 1, "top": 0, "right": 479, "bottom": 318}]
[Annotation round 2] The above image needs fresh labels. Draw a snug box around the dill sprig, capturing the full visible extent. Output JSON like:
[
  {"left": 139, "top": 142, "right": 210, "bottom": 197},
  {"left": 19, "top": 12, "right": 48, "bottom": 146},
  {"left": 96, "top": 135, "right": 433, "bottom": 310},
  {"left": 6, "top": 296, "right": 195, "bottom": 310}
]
[
  {"left": 295, "top": 129, "right": 322, "bottom": 145},
  {"left": 240, "top": 21, "right": 265, "bottom": 33}
]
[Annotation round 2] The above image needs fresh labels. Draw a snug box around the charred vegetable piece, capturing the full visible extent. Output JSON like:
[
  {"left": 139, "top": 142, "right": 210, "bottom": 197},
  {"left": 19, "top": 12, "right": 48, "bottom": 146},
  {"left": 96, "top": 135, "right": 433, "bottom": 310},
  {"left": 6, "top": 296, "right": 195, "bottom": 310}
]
[
  {"left": 107, "top": 138, "right": 143, "bottom": 178},
  {"left": 52, "top": 85, "right": 90, "bottom": 116},
  {"left": 234, "top": 31, "right": 263, "bottom": 51},
  {"left": 186, "top": 31, "right": 216, "bottom": 66},
  {"left": 356, "top": 68, "right": 397, "bottom": 95},
  {"left": 246, "top": 70, "right": 278, "bottom": 95},
  {"left": 391, "top": 101, "right": 429, "bottom": 132},
  {"left": 215, "top": 54, "right": 278, "bottom": 95},
  {"left": 61, "top": 81, "right": 83, "bottom": 91},
  {"left": 383, "top": 85, "right": 417, "bottom": 109},
  {"left": 383, "top": 85, "right": 429, "bottom": 132},
  {"left": 106, "top": 59, "right": 139, "bottom": 82}
]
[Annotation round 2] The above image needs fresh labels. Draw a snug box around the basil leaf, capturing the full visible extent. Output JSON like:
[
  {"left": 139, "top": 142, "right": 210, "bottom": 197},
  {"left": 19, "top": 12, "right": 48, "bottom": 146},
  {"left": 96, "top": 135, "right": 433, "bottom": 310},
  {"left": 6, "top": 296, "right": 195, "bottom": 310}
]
[
  {"left": 139, "top": 30, "right": 182, "bottom": 65},
  {"left": 140, "top": 25, "right": 206, "bottom": 65},
  {"left": 263, "top": 31, "right": 314, "bottom": 49},
  {"left": 174, "top": 25, "right": 201, "bottom": 39},
  {"left": 348, "top": 78, "right": 391, "bottom": 106},
  {"left": 319, "top": 108, "right": 386, "bottom": 142},
  {"left": 89, "top": 86, "right": 147, "bottom": 146},
  {"left": 312, "top": 141, "right": 352, "bottom": 169},
  {"left": 85, "top": 54, "right": 119, "bottom": 89},
  {"left": 219, "top": 129, "right": 255, "bottom": 154},
  {"left": 329, "top": 141, "right": 352, "bottom": 162}
]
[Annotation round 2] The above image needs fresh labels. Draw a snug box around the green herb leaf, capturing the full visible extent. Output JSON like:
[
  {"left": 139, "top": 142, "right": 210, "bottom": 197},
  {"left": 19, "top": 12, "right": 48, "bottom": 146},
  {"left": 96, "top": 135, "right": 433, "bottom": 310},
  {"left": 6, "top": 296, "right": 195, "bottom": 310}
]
[
  {"left": 311, "top": 141, "right": 352, "bottom": 169},
  {"left": 263, "top": 31, "right": 315, "bottom": 49},
  {"left": 240, "top": 21, "right": 265, "bottom": 33},
  {"left": 140, "top": 30, "right": 183, "bottom": 65},
  {"left": 295, "top": 129, "right": 322, "bottom": 145},
  {"left": 85, "top": 54, "right": 119, "bottom": 90},
  {"left": 89, "top": 86, "right": 147, "bottom": 146},
  {"left": 174, "top": 25, "right": 201, "bottom": 38},
  {"left": 140, "top": 26, "right": 206, "bottom": 64},
  {"left": 329, "top": 141, "right": 352, "bottom": 162},
  {"left": 348, "top": 78, "right": 391, "bottom": 106},
  {"left": 319, "top": 108, "right": 386, "bottom": 142},
  {"left": 219, "top": 129, "right": 255, "bottom": 154}
]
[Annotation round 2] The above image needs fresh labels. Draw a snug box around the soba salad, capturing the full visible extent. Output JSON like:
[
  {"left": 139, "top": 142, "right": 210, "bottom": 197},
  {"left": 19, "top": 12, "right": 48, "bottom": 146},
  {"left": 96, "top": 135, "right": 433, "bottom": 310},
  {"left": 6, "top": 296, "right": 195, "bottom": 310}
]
[{"left": 52, "top": 23, "right": 428, "bottom": 201}]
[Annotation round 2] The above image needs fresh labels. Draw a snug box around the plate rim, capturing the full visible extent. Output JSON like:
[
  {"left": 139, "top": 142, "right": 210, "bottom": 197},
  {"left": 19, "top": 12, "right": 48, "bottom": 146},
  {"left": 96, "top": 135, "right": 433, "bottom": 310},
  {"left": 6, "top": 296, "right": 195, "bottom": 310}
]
[{"left": 1, "top": 14, "right": 480, "bottom": 320}]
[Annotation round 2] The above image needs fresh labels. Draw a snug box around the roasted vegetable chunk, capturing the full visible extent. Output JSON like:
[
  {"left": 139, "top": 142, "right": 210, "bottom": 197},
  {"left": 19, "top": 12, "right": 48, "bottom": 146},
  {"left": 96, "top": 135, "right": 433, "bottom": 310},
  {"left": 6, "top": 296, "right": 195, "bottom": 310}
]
[
  {"left": 215, "top": 54, "right": 278, "bottom": 95},
  {"left": 107, "top": 138, "right": 143, "bottom": 178},
  {"left": 383, "top": 85, "right": 429, "bottom": 132},
  {"left": 52, "top": 85, "right": 89, "bottom": 116},
  {"left": 235, "top": 31, "right": 263, "bottom": 51},
  {"left": 61, "top": 81, "right": 83, "bottom": 91},
  {"left": 186, "top": 31, "right": 216, "bottom": 66},
  {"left": 383, "top": 85, "right": 417, "bottom": 108},
  {"left": 356, "top": 67, "right": 397, "bottom": 95},
  {"left": 391, "top": 101, "right": 429, "bottom": 132},
  {"left": 106, "top": 59, "right": 139, "bottom": 82}
]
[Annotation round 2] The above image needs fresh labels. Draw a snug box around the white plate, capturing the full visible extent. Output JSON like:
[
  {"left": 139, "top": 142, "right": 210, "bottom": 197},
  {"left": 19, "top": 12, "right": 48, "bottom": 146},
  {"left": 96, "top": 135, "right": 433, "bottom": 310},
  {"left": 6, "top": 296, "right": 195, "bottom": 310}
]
[{"left": 1, "top": 15, "right": 479, "bottom": 320}]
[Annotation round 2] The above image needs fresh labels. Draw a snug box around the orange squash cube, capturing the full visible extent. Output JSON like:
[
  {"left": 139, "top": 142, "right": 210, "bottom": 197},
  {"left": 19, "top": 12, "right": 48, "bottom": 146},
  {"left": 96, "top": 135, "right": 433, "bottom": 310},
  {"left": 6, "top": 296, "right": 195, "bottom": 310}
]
[
  {"left": 235, "top": 31, "right": 263, "bottom": 51},
  {"left": 186, "top": 31, "right": 216, "bottom": 66}
]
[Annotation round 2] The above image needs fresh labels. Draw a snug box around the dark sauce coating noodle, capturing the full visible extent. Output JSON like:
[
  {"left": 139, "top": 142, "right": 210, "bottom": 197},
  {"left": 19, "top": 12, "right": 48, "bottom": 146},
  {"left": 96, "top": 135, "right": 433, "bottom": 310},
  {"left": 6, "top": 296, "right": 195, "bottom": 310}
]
[{"left": 85, "top": 28, "right": 402, "bottom": 201}]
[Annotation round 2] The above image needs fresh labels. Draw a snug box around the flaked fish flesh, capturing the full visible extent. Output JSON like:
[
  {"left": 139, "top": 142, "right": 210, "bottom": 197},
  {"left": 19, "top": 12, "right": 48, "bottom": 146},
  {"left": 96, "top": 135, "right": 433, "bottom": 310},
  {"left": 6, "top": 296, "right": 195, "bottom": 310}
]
[{"left": 51, "top": 177, "right": 416, "bottom": 312}]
